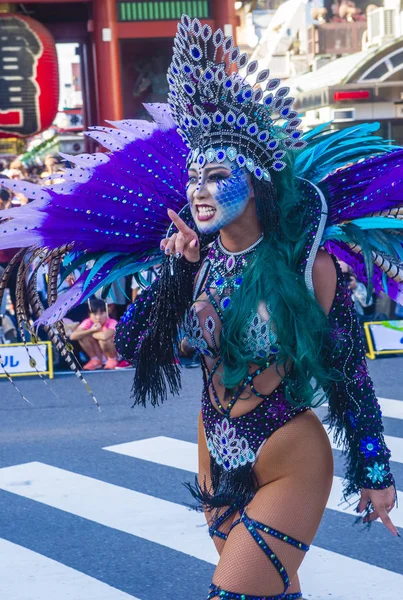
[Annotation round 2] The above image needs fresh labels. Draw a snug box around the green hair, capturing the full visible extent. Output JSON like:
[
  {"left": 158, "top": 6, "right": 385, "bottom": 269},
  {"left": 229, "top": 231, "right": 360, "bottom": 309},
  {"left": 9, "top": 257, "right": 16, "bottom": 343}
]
[{"left": 219, "top": 156, "right": 339, "bottom": 408}]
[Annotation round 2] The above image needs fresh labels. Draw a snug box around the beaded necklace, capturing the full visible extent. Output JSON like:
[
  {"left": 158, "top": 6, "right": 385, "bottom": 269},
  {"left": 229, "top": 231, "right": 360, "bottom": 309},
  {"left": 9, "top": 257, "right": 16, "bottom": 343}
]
[{"left": 205, "top": 234, "right": 264, "bottom": 310}]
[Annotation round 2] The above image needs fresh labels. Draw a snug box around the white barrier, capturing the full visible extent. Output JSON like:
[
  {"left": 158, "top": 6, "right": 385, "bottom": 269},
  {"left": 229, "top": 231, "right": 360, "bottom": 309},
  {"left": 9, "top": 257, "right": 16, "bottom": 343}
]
[
  {"left": 0, "top": 342, "right": 53, "bottom": 378},
  {"left": 364, "top": 320, "right": 403, "bottom": 359}
]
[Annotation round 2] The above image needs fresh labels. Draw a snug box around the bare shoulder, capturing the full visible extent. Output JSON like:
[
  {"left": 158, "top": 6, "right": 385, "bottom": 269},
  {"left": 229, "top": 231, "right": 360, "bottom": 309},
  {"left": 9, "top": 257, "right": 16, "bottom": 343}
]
[{"left": 312, "top": 249, "right": 337, "bottom": 315}]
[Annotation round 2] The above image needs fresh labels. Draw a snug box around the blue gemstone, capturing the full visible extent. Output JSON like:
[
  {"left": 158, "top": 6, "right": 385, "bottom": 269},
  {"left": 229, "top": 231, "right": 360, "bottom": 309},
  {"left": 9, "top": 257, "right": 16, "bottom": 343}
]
[
  {"left": 225, "top": 80, "right": 232, "bottom": 88},
  {"left": 223, "top": 298, "right": 231, "bottom": 309},
  {"left": 217, "top": 150, "right": 225, "bottom": 159},
  {"left": 216, "top": 278, "right": 224, "bottom": 286},
  {"left": 238, "top": 156, "right": 245, "bottom": 164},
  {"left": 222, "top": 437, "right": 227, "bottom": 445},
  {"left": 228, "top": 114, "right": 235, "bottom": 122},
  {"left": 238, "top": 117, "right": 246, "bottom": 125},
  {"left": 255, "top": 168, "right": 262, "bottom": 177},
  {"left": 268, "top": 141, "right": 277, "bottom": 148},
  {"left": 184, "top": 84, "right": 194, "bottom": 95},
  {"left": 245, "top": 89, "right": 252, "bottom": 98},
  {"left": 292, "top": 131, "right": 301, "bottom": 139},
  {"left": 205, "top": 71, "right": 213, "bottom": 80},
  {"left": 237, "top": 94, "right": 245, "bottom": 103},
  {"left": 191, "top": 46, "right": 201, "bottom": 59},
  {"left": 235, "top": 277, "right": 243, "bottom": 285}
]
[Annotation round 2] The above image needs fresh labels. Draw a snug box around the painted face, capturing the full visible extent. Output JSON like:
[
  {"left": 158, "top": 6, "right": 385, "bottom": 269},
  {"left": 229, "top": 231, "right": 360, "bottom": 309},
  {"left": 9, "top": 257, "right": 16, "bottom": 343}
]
[{"left": 186, "top": 159, "right": 252, "bottom": 234}]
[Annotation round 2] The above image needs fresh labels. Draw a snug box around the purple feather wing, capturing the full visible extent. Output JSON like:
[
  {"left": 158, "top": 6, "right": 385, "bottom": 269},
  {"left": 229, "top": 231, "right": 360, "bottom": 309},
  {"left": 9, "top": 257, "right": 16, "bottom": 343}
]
[
  {"left": 325, "top": 241, "right": 403, "bottom": 304},
  {"left": 325, "top": 149, "right": 403, "bottom": 223},
  {"left": 0, "top": 104, "right": 189, "bottom": 253}
]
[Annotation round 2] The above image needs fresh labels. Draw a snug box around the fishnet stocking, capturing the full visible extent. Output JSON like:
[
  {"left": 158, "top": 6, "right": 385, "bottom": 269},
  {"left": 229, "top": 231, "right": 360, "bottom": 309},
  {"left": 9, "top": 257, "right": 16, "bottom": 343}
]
[{"left": 198, "top": 409, "right": 334, "bottom": 597}]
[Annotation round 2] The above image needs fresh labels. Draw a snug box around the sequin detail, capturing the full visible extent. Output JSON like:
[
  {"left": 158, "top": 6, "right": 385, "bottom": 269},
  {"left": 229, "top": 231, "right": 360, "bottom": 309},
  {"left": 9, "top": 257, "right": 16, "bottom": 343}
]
[
  {"left": 242, "top": 307, "right": 278, "bottom": 358},
  {"left": 207, "top": 418, "right": 256, "bottom": 471},
  {"left": 366, "top": 462, "right": 388, "bottom": 484},
  {"left": 324, "top": 259, "right": 394, "bottom": 498},
  {"left": 184, "top": 236, "right": 281, "bottom": 361},
  {"left": 202, "top": 382, "right": 308, "bottom": 477}
]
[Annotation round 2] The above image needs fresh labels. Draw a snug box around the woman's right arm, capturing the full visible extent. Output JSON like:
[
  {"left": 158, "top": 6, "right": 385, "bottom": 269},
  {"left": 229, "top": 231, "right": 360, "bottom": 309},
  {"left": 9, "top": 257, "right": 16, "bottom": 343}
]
[
  {"left": 114, "top": 278, "right": 160, "bottom": 363},
  {"left": 115, "top": 209, "right": 201, "bottom": 364}
]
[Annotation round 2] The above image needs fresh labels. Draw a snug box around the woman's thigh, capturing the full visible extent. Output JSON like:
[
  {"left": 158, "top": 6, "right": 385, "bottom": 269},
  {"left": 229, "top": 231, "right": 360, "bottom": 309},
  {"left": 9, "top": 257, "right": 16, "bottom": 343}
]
[{"left": 211, "top": 411, "right": 334, "bottom": 596}]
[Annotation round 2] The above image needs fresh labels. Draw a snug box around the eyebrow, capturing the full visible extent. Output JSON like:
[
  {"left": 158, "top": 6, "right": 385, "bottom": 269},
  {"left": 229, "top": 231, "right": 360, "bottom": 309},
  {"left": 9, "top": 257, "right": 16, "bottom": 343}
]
[{"left": 188, "top": 166, "right": 231, "bottom": 174}]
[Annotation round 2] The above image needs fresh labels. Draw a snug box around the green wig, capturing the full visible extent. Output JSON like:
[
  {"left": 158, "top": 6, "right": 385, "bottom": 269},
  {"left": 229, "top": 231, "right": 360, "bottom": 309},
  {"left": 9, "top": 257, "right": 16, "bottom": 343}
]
[{"left": 219, "top": 157, "right": 340, "bottom": 408}]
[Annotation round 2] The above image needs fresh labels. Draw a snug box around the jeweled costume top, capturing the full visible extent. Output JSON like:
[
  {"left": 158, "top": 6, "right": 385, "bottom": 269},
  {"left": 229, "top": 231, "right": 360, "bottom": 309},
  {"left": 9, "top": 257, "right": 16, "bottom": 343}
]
[{"left": 0, "top": 14, "right": 399, "bottom": 520}]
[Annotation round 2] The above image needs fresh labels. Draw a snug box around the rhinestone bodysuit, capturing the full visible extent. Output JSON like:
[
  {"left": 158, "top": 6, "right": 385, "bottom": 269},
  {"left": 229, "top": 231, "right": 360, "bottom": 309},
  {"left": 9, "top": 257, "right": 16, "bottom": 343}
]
[
  {"left": 115, "top": 236, "right": 395, "bottom": 513},
  {"left": 184, "top": 237, "right": 308, "bottom": 492}
]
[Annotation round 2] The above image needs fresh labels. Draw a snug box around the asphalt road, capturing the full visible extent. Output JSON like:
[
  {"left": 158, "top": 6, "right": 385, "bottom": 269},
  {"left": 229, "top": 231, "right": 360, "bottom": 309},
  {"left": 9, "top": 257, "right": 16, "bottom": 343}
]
[{"left": 0, "top": 355, "right": 402, "bottom": 600}]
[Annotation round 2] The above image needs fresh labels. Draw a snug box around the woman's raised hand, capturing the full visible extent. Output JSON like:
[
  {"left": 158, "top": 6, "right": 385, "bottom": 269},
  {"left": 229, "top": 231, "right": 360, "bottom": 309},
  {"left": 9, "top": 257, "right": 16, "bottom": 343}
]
[{"left": 160, "top": 209, "right": 200, "bottom": 263}]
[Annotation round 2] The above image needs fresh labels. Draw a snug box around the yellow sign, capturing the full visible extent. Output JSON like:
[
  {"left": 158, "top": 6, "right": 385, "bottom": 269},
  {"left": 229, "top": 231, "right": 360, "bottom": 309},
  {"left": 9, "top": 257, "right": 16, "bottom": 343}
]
[
  {"left": 363, "top": 320, "right": 403, "bottom": 360},
  {"left": 0, "top": 341, "right": 54, "bottom": 378}
]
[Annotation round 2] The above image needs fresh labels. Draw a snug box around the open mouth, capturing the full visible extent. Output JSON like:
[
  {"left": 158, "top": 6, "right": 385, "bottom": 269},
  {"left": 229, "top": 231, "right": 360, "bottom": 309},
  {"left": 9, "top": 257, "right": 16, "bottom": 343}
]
[{"left": 195, "top": 204, "right": 217, "bottom": 222}]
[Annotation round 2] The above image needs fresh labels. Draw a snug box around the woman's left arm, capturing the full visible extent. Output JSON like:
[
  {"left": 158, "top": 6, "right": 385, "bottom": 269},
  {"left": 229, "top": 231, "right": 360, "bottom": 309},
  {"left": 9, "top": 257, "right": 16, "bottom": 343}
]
[{"left": 313, "top": 251, "right": 398, "bottom": 536}]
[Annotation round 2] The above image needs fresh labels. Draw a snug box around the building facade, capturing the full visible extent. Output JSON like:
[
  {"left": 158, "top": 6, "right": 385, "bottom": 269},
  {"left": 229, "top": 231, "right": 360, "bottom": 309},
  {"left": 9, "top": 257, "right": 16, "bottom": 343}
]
[{"left": 4, "top": 0, "right": 237, "bottom": 129}]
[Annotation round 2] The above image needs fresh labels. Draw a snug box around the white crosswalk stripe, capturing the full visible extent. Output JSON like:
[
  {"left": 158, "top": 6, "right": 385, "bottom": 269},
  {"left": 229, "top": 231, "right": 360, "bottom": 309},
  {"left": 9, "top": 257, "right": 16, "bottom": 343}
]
[
  {"left": 104, "top": 436, "right": 403, "bottom": 526},
  {"left": 0, "top": 459, "right": 402, "bottom": 600},
  {"left": 0, "top": 461, "right": 217, "bottom": 564},
  {"left": 1, "top": 394, "right": 402, "bottom": 600},
  {"left": 0, "top": 539, "right": 138, "bottom": 600}
]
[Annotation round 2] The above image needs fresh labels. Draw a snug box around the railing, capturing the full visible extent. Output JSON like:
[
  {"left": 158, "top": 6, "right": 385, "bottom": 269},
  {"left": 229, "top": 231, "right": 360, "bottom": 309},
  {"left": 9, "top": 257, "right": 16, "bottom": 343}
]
[{"left": 117, "top": 1, "right": 211, "bottom": 22}]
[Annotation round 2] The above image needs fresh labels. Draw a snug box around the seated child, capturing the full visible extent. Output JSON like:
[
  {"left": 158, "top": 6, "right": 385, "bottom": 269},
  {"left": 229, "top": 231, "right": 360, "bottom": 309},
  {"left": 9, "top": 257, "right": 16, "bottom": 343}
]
[{"left": 70, "top": 297, "right": 118, "bottom": 370}]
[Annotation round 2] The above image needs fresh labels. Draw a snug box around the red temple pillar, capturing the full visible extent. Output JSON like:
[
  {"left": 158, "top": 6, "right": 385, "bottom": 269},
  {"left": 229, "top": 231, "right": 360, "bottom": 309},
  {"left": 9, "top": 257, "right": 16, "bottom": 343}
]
[
  {"left": 212, "top": 0, "right": 237, "bottom": 44},
  {"left": 92, "top": 0, "right": 123, "bottom": 124}
]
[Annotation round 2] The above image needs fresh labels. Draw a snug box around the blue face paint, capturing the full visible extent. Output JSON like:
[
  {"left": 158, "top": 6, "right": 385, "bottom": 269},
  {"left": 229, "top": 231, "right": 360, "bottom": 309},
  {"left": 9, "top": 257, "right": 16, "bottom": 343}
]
[{"left": 187, "top": 162, "right": 251, "bottom": 234}]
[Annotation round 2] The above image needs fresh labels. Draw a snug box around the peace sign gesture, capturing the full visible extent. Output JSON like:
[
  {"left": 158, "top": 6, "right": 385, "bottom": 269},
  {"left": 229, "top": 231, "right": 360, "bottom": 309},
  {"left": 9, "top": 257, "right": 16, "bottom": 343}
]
[{"left": 160, "top": 209, "right": 200, "bottom": 263}]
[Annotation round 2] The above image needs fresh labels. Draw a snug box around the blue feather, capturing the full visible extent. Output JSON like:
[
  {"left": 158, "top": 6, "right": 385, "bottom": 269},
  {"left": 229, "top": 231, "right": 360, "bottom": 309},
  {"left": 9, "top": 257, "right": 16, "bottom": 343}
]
[
  {"left": 80, "top": 256, "right": 161, "bottom": 302},
  {"left": 84, "top": 252, "right": 123, "bottom": 291},
  {"left": 296, "top": 122, "right": 396, "bottom": 183},
  {"left": 350, "top": 217, "right": 403, "bottom": 230}
]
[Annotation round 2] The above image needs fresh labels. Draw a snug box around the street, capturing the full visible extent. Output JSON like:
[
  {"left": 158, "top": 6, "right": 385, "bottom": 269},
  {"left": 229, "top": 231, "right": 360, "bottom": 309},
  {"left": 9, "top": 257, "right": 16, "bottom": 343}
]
[{"left": 0, "top": 358, "right": 402, "bottom": 600}]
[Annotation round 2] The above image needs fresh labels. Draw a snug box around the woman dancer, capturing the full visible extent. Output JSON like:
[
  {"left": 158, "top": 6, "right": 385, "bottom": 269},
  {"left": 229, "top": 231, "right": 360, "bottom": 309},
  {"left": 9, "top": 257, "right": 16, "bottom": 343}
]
[{"left": 0, "top": 15, "right": 400, "bottom": 599}]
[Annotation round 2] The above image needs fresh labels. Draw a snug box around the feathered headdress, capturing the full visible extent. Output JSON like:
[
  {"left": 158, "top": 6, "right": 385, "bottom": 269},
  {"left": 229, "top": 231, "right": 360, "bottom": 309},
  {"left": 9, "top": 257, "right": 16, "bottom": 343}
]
[{"left": 167, "top": 15, "right": 305, "bottom": 180}]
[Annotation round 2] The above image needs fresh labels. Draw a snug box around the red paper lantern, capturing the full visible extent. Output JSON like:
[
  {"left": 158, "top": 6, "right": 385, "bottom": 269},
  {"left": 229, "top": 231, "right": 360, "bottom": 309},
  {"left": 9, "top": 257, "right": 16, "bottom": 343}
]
[{"left": 0, "top": 14, "right": 59, "bottom": 138}]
